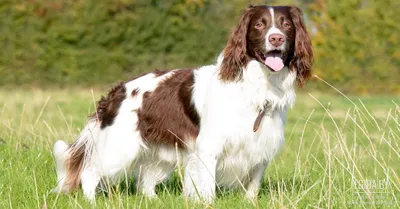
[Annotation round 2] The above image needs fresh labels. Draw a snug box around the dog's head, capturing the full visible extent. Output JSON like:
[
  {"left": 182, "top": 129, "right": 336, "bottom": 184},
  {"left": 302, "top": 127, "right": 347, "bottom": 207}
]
[{"left": 220, "top": 5, "right": 313, "bottom": 87}]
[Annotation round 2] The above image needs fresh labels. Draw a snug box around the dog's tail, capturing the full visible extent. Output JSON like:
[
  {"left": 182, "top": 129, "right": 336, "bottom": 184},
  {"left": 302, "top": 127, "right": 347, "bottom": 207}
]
[{"left": 53, "top": 118, "right": 99, "bottom": 193}]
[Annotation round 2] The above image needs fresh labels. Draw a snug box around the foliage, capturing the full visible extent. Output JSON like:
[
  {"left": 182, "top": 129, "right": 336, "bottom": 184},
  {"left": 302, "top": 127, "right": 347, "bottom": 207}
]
[
  {"left": 308, "top": 0, "right": 400, "bottom": 94},
  {"left": 0, "top": 0, "right": 399, "bottom": 93},
  {"left": 0, "top": 0, "right": 229, "bottom": 87}
]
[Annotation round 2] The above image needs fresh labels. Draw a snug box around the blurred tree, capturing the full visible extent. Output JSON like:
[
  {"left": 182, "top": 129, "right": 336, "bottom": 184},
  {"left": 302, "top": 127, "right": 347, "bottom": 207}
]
[
  {"left": 0, "top": 0, "right": 398, "bottom": 93},
  {"left": 307, "top": 0, "right": 400, "bottom": 93},
  {"left": 0, "top": 0, "right": 230, "bottom": 87}
]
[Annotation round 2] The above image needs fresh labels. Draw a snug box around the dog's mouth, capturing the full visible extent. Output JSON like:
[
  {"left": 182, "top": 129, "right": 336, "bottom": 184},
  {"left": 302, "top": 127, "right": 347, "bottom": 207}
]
[{"left": 255, "top": 50, "right": 287, "bottom": 72}]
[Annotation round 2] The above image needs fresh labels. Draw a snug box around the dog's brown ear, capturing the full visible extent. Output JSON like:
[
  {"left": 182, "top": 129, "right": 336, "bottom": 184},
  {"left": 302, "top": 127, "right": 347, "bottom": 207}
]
[
  {"left": 219, "top": 7, "right": 254, "bottom": 82},
  {"left": 289, "top": 6, "right": 313, "bottom": 88}
]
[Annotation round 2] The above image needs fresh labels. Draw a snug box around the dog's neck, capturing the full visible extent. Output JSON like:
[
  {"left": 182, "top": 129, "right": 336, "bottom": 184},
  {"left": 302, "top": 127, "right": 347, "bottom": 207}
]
[
  {"left": 242, "top": 60, "right": 297, "bottom": 112},
  {"left": 215, "top": 56, "right": 296, "bottom": 111}
]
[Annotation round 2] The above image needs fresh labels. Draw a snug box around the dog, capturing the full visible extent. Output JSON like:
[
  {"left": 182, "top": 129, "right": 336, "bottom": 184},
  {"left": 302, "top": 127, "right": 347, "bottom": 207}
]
[{"left": 53, "top": 5, "right": 313, "bottom": 202}]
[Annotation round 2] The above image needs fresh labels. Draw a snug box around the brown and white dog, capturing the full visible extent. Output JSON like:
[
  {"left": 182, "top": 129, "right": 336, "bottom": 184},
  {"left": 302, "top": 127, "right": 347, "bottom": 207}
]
[{"left": 53, "top": 5, "right": 313, "bottom": 202}]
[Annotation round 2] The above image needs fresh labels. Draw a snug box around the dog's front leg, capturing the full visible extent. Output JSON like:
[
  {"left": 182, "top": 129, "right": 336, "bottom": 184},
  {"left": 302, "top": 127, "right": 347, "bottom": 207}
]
[
  {"left": 184, "top": 150, "right": 217, "bottom": 202},
  {"left": 195, "top": 151, "right": 217, "bottom": 202},
  {"left": 185, "top": 133, "right": 220, "bottom": 202},
  {"left": 245, "top": 162, "right": 268, "bottom": 200}
]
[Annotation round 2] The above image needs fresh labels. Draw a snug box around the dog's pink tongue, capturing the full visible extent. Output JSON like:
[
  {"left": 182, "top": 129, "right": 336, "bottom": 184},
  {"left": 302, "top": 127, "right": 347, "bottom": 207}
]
[{"left": 264, "top": 57, "right": 284, "bottom": 71}]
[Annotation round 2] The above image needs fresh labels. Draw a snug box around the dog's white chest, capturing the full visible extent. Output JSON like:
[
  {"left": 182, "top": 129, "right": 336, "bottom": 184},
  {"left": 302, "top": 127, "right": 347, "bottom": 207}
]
[
  {"left": 192, "top": 64, "right": 295, "bottom": 189},
  {"left": 215, "top": 109, "right": 286, "bottom": 187}
]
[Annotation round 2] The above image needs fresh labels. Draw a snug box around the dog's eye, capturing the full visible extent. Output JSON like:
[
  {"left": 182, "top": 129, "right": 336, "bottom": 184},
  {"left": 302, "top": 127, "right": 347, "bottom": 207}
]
[
  {"left": 254, "top": 22, "right": 264, "bottom": 30},
  {"left": 283, "top": 21, "right": 291, "bottom": 29}
]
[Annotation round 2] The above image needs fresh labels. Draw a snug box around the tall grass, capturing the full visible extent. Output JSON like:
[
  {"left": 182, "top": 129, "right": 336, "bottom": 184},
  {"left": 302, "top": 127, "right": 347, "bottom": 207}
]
[{"left": 0, "top": 85, "right": 399, "bottom": 208}]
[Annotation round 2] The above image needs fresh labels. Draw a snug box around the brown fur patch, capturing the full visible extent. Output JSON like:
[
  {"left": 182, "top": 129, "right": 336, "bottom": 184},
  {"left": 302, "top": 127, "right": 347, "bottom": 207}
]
[
  {"left": 137, "top": 69, "right": 199, "bottom": 148},
  {"left": 288, "top": 6, "right": 313, "bottom": 87},
  {"left": 64, "top": 142, "right": 85, "bottom": 191},
  {"left": 131, "top": 88, "right": 139, "bottom": 97},
  {"left": 219, "top": 7, "right": 254, "bottom": 82},
  {"left": 93, "top": 83, "right": 127, "bottom": 129}
]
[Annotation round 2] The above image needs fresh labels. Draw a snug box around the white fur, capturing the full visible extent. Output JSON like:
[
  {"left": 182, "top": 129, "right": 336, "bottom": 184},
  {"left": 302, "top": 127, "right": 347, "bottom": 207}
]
[
  {"left": 53, "top": 71, "right": 186, "bottom": 201},
  {"left": 53, "top": 140, "right": 70, "bottom": 193},
  {"left": 53, "top": 7, "right": 297, "bottom": 202},
  {"left": 184, "top": 59, "right": 296, "bottom": 201}
]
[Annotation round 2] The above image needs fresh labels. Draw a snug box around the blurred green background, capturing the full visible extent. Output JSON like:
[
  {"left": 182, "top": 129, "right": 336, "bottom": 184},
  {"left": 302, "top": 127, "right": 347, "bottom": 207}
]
[{"left": 1, "top": 0, "right": 399, "bottom": 94}]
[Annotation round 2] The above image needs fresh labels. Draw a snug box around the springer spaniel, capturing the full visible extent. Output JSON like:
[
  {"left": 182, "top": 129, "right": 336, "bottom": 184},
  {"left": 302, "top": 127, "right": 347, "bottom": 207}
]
[{"left": 53, "top": 5, "right": 313, "bottom": 202}]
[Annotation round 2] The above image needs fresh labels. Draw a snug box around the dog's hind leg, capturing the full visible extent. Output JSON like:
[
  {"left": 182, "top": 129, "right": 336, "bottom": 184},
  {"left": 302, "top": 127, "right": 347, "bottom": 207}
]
[
  {"left": 81, "top": 167, "right": 100, "bottom": 202},
  {"left": 135, "top": 146, "right": 177, "bottom": 198},
  {"left": 136, "top": 165, "right": 159, "bottom": 197}
]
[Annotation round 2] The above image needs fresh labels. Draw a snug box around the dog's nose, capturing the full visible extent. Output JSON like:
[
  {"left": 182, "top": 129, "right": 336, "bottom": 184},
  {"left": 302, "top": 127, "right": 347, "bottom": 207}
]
[{"left": 268, "top": 34, "right": 285, "bottom": 47}]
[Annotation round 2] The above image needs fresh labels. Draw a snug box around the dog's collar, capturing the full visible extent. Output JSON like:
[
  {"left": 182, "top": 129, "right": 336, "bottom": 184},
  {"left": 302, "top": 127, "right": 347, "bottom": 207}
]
[{"left": 253, "top": 103, "right": 271, "bottom": 132}]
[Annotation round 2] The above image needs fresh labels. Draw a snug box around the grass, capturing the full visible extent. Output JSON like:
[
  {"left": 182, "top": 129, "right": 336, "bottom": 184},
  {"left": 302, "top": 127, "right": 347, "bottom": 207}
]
[{"left": 0, "top": 85, "right": 399, "bottom": 208}]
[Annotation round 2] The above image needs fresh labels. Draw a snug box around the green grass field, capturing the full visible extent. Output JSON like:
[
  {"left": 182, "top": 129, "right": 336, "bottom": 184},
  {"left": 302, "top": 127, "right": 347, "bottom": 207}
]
[{"left": 0, "top": 87, "right": 399, "bottom": 208}]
